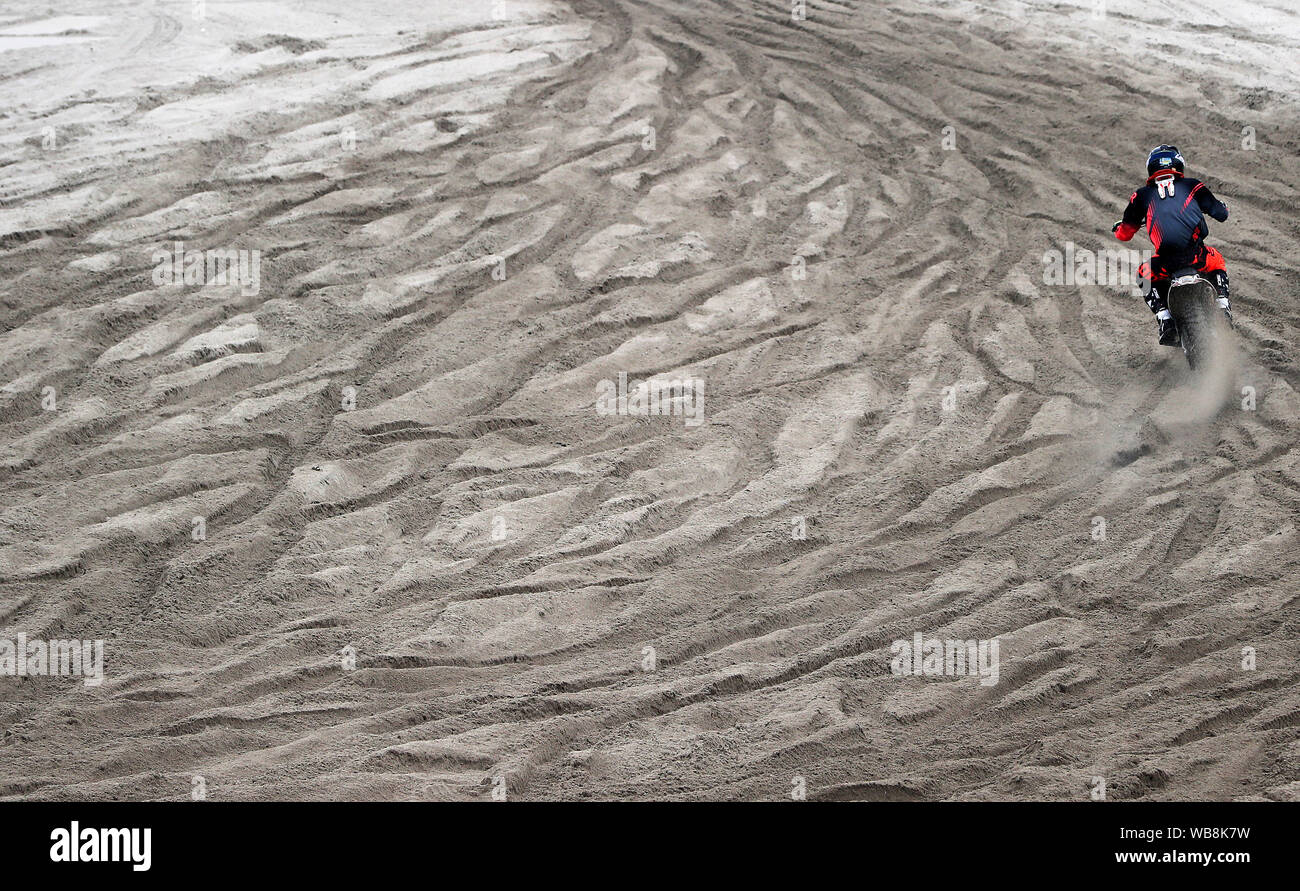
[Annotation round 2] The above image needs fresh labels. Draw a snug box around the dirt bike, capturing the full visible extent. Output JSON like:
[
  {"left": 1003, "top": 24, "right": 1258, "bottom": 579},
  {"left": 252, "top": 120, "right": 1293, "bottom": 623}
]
[{"left": 1166, "top": 267, "right": 1229, "bottom": 370}]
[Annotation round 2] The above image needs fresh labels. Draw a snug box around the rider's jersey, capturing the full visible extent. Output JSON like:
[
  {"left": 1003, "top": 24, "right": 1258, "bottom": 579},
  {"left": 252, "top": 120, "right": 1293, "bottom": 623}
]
[{"left": 1115, "top": 175, "right": 1228, "bottom": 262}]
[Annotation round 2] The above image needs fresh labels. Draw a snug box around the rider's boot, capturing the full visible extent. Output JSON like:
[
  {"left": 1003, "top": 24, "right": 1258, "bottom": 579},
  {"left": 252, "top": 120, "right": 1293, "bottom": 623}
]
[
  {"left": 1217, "top": 296, "right": 1233, "bottom": 326},
  {"left": 1156, "top": 309, "right": 1180, "bottom": 347},
  {"left": 1209, "top": 270, "right": 1233, "bottom": 327}
]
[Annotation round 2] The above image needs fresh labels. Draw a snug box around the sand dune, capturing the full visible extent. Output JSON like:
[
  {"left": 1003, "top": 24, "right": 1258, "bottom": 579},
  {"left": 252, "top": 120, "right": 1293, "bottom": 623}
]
[{"left": 1, "top": 0, "right": 1299, "bottom": 800}]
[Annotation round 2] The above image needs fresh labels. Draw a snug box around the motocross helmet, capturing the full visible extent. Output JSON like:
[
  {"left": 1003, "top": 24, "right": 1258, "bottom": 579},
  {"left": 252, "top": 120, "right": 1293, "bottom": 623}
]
[{"left": 1146, "top": 144, "right": 1185, "bottom": 177}]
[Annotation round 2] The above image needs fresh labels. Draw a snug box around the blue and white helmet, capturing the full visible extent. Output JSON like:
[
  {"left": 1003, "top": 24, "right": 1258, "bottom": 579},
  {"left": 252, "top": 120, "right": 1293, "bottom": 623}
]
[{"left": 1146, "top": 144, "right": 1185, "bottom": 177}]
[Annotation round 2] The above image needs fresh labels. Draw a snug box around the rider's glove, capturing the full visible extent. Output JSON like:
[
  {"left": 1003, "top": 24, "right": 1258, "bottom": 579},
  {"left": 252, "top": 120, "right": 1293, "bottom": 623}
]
[{"left": 1111, "top": 220, "right": 1123, "bottom": 233}]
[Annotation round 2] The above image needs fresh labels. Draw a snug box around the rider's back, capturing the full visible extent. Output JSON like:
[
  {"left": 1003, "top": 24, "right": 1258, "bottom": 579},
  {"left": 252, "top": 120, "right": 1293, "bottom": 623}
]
[{"left": 1122, "top": 176, "right": 1228, "bottom": 264}]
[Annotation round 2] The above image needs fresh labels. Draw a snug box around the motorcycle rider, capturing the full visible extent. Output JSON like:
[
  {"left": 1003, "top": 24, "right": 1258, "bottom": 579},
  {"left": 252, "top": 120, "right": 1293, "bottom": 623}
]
[{"left": 1112, "top": 145, "right": 1231, "bottom": 347}]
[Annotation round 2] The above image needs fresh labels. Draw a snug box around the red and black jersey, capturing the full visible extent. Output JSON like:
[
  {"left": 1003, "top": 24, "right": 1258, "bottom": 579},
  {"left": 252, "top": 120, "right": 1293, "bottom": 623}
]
[{"left": 1114, "top": 174, "right": 1228, "bottom": 262}]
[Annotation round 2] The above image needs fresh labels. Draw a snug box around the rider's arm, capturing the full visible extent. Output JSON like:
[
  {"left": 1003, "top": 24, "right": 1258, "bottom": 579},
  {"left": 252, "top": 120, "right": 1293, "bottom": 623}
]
[
  {"left": 1191, "top": 181, "right": 1229, "bottom": 222},
  {"left": 1114, "top": 189, "right": 1145, "bottom": 241}
]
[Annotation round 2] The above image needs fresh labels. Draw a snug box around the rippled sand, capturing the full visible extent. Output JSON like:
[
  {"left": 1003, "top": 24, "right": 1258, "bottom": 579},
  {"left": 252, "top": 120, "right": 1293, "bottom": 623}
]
[{"left": 1, "top": 0, "right": 1299, "bottom": 800}]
